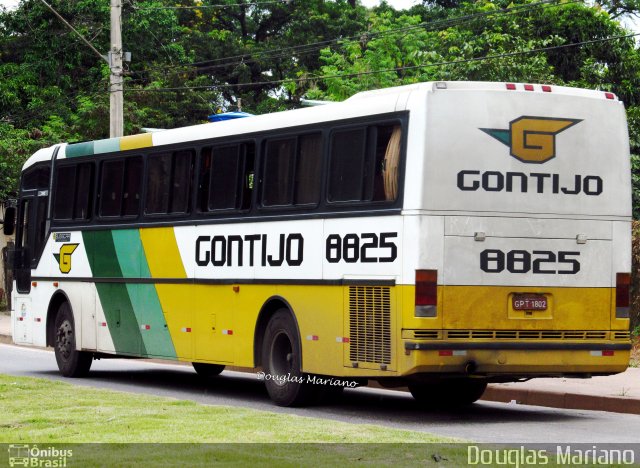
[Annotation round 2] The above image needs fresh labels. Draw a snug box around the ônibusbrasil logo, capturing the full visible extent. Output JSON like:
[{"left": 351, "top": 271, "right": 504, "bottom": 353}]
[{"left": 481, "top": 116, "right": 581, "bottom": 164}]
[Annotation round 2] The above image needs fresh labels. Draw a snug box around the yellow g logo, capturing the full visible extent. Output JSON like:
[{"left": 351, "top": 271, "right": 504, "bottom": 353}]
[
  {"left": 54, "top": 244, "right": 79, "bottom": 274},
  {"left": 481, "top": 116, "right": 581, "bottom": 164}
]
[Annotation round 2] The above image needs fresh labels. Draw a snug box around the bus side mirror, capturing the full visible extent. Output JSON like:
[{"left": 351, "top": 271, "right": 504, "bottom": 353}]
[{"left": 3, "top": 206, "right": 16, "bottom": 236}]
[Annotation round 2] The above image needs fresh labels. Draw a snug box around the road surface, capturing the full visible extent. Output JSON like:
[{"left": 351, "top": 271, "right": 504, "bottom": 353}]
[{"left": 1, "top": 343, "right": 638, "bottom": 444}]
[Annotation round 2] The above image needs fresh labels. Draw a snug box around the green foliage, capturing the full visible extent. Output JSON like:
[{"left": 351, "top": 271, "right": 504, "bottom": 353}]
[{"left": 0, "top": 0, "right": 640, "bottom": 215}]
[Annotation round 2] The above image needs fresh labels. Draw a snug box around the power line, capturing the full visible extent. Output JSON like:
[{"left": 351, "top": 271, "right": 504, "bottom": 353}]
[
  {"left": 128, "top": 0, "right": 577, "bottom": 78},
  {"left": 37, "top": 0, "right": 109, "bottom": 64},
  {"left": 131, "top": 0, "right": 290, "bottom": 10},
  {"left": 121, "top": 31, "right": 640, "bottom": 94}
]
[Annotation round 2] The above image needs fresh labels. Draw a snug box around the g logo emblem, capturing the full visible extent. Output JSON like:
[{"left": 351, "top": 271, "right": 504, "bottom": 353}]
[
  {"left": 481, "top": 116, "right": 581, "bottom": 164},
  {"left": 54, "top": 243, "right": 79, "bottom": 274}
]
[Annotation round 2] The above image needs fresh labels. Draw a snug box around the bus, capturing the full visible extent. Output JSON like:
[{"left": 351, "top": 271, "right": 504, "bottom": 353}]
[{"left": 3, "top": 81, "right": 632, "bottom": 407}]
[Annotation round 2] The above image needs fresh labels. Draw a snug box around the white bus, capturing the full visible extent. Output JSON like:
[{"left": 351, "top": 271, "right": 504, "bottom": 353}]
[{"left": 3, "top": 81, "right": 632, "bottom": 407}]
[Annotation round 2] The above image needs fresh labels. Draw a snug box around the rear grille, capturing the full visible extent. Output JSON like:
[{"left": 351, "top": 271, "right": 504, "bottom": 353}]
[
  {"left": 349, "top": 286, "right": 391, "bottom": 365},
  {"left": 444, "top": 330, "right": 608, "bottom": 340},
  {"left": 413, "top": 330, "right": 440, "bottom": 339},
  {"left": 613, "top": 331, "right": 631, "bottom": 340}
]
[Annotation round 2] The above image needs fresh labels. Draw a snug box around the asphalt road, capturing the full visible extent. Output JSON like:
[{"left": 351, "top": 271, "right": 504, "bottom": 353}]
[{"left": 1, "top": 343, "right": 639, "bottom": 444}]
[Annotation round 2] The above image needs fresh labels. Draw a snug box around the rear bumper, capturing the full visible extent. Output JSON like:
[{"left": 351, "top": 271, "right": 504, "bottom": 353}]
[{"left": 400, "top": 341, "right": 631, "bottom": 376}]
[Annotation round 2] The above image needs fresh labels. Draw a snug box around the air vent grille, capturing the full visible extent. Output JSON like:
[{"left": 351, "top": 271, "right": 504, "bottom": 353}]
[{"left": 349, "top": 286, "right": 391, "bottom": 365}]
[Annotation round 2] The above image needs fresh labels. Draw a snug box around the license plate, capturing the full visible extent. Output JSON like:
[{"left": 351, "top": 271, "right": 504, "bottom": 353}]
[{"left": 512, "top": 294, "right": 547, "bottom": 311}]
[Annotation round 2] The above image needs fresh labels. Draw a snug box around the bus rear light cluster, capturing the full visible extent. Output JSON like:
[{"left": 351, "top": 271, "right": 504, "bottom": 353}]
[
  {"left": 616, "top": 272, "right": 631, "bottom": 318},
  {"left": 505, "top": 83, "right": 552, "bottom": 92},
  {"left": 415, "top": 269, "right": 438, "bottom": 317}
]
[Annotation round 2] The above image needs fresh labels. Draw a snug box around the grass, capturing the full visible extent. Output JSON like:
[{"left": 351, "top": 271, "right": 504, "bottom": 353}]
[{"left": 0, "top": 374, "right": 471, "bottom": 466}]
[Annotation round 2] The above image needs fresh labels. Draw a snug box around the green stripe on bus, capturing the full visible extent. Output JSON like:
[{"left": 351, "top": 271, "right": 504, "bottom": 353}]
[
  {"left": 94, "top": 137, "right": 121, "bottom": 154},
  {"left": 112, "top": 230, "right": 177, "bottom": 359},
  {"left": 82, "top": 230, "right": 148, "bottom": 356},
  {"left": 65, "top": 142, "right": 94, "bottom": 158}
]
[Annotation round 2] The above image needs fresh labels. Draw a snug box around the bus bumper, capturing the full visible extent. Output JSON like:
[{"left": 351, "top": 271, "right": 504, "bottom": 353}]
[{"left": 401, "top": 341, "right": 631, "bottom": 377}]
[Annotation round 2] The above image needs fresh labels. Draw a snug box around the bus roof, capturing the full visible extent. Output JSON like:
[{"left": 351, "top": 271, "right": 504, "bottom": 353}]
[{"left": 21, "top": 81, "right": 619, "bottom": 171}]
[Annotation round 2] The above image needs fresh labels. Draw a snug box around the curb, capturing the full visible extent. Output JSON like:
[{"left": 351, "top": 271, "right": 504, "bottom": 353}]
[{"left": 481, "top": 386, "right": 640, "bottom": 415}]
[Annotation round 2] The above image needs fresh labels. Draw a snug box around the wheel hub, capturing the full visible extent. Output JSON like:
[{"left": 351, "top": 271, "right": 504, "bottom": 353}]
[{"left": 56, "top": 320, "right": 73, "bottom": 360}]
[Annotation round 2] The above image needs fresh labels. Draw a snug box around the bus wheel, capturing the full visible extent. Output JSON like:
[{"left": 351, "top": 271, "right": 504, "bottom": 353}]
[
  {"left": 53, "top": 302, "right": 92, "bottom": 377},
  {"left": 261, "top": 309, "right": 317, "bottom": 407},
  {"left": 192, "top": 362, "right": 225, "bottom": 377},
  {"left": 408, "top": 379, "right": 487, "bottom": 407}
]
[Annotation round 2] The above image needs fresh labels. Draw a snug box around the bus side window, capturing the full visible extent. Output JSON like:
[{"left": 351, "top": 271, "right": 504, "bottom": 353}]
[
  {"left": 74, "top": 163, "right": 95, "bottom": 219},
  {"left": 328, "top": 128, "right": 367, "bottom": 202},
  {"left": 53, "top": 165, "right": 76, "bottom": 220},
  {"left": 263, "top": 138, "right": 295, "bottom": 206},
  {"left": 122, "top": 157, "right": 142, "bottom": 217},
  {"left": 262, "top": 133, "right": 321, "bottom": 207},
  {"left": 53, "top": 162, "right": 94, "bottom": 221},
  {"left": 99, "top": 157, "right": 141, "bottom": 218},
  {"left": 294, "top": 134, "right": 322, "bottom": 205},
  {"left": 99, "top": 160, "right": 125, "bottom": 217},
  {"left": 198, "top": 142, "right": 255, "bottom": 213},
  {"left": 328, "top": 123, "right": 401, "bottom": 204},
  {"left": 375, "top": 124, "right": 401, "bottom": 202},
  {"left": 146, "top": 150, "right": 194, "bottom": 215},
  {"left": 209, "top": 145, "right": 242, "bottom": 210}
]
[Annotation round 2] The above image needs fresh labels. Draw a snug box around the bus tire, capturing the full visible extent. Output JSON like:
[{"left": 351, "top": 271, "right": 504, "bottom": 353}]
[
  {"left": 408, "top": 379, "right": 487, "bottom": 407},
  {"left": 261, "top": 309, "right": 317, "bottom": 407},
  {"left": 53, "top": 302, "right": 92, "bottom": 377},
  {"left": 192, "top": 362, "right": 225, "bottom": 377}
]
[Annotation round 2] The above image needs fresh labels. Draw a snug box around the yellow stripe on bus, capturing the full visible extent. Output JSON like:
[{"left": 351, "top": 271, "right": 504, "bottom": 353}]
[
  {"left": 139, "top": 227, "right": 193, "bottom": 359},
  {"left": 119, "top": 133, "right": 153, "bottom": 151}
]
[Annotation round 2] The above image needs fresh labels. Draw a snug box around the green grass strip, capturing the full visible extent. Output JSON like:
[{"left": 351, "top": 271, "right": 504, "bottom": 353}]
[{"left": 0, "top": 374, "right": 473, "bottom": 466}]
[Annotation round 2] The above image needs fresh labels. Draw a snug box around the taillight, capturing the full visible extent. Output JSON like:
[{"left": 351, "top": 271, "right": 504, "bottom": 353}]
[
  {"left": 415, "top": 269, "right": 437, "bottom": 317},
  {"left": 616, "top": 272, "right": 630, "bottom": 318}
]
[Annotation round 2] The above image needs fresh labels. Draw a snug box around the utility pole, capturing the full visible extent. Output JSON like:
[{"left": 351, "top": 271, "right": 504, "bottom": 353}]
[{"left": 110, "top": 0, "right": 124, "bottom": 138}]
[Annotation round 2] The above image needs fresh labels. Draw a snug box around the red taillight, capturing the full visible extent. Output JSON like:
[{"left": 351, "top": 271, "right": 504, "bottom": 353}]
[
  {"left": 616, "top": 272, "right": 630, "bottom": 318},
  {"left": 506, "top": 83, "right": 516, "bottom": 90},
  {"left": 541, "top": 85, "right": 552, "bottom": 92},
  {"left": 524, "top": 84, "right": 534, "bottom": 91},
  {"left": 416, "top": 270, "right": 437, "bottom": 306}
]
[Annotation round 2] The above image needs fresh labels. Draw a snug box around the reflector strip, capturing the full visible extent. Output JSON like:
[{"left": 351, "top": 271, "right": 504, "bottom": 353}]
[
  {"left": 541, "top": 85, "right": 552, "bottom": 92},
  {"left": 605, "top": 92, "right": 615, "bottom": 100},
  {"left": 590, "top": 350, "right": 615, "bottom": 356},
  {"left": 100, "top": 322, "right": 107, "bottom": 327},
  {"left": 524, "top": 84, "right": 534, "bottom": 91},
  {"left": 222, "top": 329, "right": 233, "bottom": 335},
  {"left": 140, "top": 325, "right": 151, "bottom": 330},
  {"left": 439, "top": 350, "right": 467, "bottom": 356},
  {"left": 336, "top": 337, "right": 350, "bottom": 343},
  {"left": 506, "top": 83, "right": 516, "bottom": 90},
  {"left": 306, "top": 335, "right": 319, "bottom": 341},
  {"left": 181, "top": 327, "right": 192, "bottom": 333}
]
